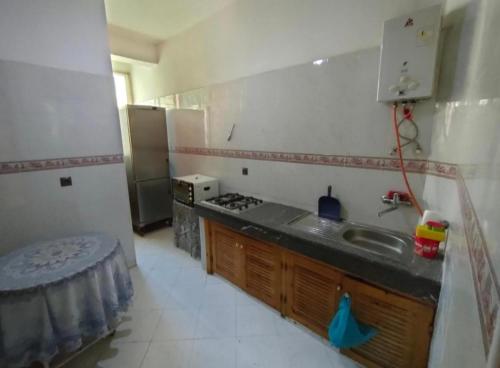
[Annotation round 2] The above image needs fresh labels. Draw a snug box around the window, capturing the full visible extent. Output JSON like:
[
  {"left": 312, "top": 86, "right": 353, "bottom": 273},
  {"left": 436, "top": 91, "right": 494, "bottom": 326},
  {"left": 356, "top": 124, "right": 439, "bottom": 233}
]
[{"left": 113, "top": 72, "right": 132, "bottom": 108}]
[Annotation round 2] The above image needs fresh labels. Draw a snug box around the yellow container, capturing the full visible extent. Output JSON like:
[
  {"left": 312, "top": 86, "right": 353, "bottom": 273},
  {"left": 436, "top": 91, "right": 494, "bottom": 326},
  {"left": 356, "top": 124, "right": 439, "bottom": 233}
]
[{"left": 415, "top": 225, "right": 446, "bottom": 242}]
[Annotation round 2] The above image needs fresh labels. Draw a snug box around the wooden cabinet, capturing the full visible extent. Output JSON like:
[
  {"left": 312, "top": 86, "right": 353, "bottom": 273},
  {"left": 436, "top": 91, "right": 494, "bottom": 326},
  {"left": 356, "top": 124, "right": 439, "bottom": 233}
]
[
  {"left": 242, "top": 238, "right": 282, "bottom": 309},
  {"left": 210, "top": 223, "right": 245, "bottom": 287},
  {"left": 208, "top": 222, "right": 282, "bottom": 309},
  {"left": 205, "top": 220, "right": 435, "bottom": 368},
  {"left": 284, "top": 252, "right": 343, "bottom": 337},
  {"left": 341, "top": 277, "right": 434, "bottom": 368}
]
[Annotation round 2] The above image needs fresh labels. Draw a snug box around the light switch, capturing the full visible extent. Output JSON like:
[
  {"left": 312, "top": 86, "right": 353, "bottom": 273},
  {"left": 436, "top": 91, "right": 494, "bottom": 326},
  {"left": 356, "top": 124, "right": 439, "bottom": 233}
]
[{"left": 60, "top": 177, "right": 72, "bottom": 187}]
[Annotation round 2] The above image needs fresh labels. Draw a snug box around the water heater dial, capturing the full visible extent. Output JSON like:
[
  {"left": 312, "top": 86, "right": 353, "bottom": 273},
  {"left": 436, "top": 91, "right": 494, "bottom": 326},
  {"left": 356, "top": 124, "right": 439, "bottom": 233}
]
[
  {"left": 399, "top": 75, "right": 411, "bottom": 84},
  {"left": 407, "top": 81, "right": 420, "bottom": 90},
  {"left": 389, "top": 85, "right": 400, "bottom": 94}
]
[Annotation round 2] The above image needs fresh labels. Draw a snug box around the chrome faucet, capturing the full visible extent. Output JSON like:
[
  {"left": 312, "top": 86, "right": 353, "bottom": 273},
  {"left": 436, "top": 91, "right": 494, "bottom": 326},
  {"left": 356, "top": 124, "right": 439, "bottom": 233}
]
[{"left": 378, "top": 193, "right": 412, "bottom": 217}]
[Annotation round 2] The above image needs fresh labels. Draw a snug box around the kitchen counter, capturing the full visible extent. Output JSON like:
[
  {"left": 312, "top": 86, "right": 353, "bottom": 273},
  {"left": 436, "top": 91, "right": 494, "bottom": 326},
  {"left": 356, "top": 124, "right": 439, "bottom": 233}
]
[{"left": 196, "top": 201, "right": 443, "bottom": 304}]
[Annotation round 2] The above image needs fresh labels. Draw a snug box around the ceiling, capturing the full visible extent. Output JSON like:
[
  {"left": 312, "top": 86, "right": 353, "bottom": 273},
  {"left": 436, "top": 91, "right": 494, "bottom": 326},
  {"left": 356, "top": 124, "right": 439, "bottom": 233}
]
[{"left": 104, "top": 0, "right": 236, "bottom": 41}]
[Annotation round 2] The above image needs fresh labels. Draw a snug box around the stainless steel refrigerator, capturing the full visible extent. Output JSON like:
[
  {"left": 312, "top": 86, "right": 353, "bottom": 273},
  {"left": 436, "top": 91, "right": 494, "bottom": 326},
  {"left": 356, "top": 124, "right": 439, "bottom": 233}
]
[{"left": 119, "top": 105, "right": 172, "bottom": 232}]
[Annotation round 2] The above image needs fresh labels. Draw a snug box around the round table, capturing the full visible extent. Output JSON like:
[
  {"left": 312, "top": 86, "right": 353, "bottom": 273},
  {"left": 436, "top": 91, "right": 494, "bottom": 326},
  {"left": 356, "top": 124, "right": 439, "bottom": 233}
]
[{"left": 0, "top": 233, "right": 134, "bottom": 368}]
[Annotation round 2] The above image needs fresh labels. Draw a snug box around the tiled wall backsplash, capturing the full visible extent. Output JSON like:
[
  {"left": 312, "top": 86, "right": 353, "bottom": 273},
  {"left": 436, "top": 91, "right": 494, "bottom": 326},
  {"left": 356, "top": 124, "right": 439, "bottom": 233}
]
[
  {"left": 0, "top": 0, "right": 135, "bottom": 266},
  {"left": 0, "top": 57, "right": 134, "bottom": 266},
  {"left": 172, "top": 146, "right": 457, "bottom": 178},
  {"left": 0, "top": 59, "right": 122, "bottom": 161},
  {"left": 0, "top": 154, "right": 124, "bottom": 175},
  {"left": 424, "top": 0, "right": 500, "bottom": 365},
  {"left": 145, "top": 47, "right": 438, "bottom": 233},
  {"left": 152, "top": 47, "right": 436, "bottom": 159}
]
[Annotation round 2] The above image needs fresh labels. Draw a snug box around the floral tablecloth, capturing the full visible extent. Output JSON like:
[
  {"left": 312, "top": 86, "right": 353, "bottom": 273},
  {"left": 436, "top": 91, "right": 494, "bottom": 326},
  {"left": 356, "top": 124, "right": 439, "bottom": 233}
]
[{"left": 0, "top": 233, "right": 134, "bottom": 368}]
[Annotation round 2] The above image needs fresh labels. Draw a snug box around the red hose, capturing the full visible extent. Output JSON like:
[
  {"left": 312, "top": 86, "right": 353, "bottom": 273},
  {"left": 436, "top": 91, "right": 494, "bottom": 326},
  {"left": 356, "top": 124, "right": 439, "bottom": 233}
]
[{"left": 392, "top": 104, "right": 424, "bottom": 217}]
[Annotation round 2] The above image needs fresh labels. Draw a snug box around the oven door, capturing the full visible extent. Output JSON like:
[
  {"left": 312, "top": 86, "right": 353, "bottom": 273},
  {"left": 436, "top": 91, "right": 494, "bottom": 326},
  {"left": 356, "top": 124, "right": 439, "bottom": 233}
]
[{"left": 172, "top": 179, "right": 194, "bottom": 206}]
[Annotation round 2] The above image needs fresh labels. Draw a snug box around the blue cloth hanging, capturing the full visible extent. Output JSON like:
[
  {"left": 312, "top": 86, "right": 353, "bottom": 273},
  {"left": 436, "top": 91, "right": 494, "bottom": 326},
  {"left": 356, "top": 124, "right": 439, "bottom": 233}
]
[{"left": 328, "top": 294, "right": 378, "bottom": 349}]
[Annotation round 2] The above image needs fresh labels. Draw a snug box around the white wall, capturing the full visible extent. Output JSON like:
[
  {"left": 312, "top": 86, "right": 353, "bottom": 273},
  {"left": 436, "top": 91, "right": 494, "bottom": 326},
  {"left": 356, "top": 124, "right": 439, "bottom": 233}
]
[
  {"left": 0, "top": 0, "right": 136, "bottom": 266},
  {"left": 129, "top": 0, "right": 438, "bottom": 233},
  {"left": 0, "top": 0, "right": 111, "bottom": 76},
  {"left": 425, "top": 0, "right": 500, "bottom": 366},
  {"left": 131, "top": 0, "right": 422, "bottom": 101},
  {"left": 108, "top": 25, "right": 159, "bottom": 64},
  {"left": 165, "top": 47, "right": 435, "bottom": 233}
]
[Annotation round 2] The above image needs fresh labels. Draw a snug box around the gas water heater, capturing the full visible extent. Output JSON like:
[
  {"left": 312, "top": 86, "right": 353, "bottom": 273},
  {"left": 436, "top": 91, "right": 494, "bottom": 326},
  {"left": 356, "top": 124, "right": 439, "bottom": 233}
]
[{"left": 377, "top": 5, "right": 442, "bottom": 102}]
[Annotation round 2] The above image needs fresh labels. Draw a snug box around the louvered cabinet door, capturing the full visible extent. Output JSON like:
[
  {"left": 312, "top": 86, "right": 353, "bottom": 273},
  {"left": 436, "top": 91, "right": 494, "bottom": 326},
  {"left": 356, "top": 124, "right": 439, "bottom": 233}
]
[
  {"left": 211, "top": 224, "right": 245, "bottom": 288},
  {"left": 284, "top": 253, "right": 342, "bottom": 337},
  {"left": 243, "top": 238, "right": 282, "bottom": 309},
  {"left": 341, "top": 277, "right": 434, "bottom": 368}
]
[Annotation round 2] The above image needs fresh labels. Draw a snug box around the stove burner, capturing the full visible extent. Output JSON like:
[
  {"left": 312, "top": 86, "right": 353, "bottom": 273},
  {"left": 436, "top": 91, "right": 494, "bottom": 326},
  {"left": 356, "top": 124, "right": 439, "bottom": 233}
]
[{"left": 205, "top": 193, "right": 264, "bottom": 213}]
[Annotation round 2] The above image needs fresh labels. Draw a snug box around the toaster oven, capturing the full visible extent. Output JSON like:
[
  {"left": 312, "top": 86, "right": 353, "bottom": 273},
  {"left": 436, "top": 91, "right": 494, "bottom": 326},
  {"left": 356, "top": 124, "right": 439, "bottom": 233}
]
[{"left": 172, "top": 174, "right": 219, "bottom": 206}]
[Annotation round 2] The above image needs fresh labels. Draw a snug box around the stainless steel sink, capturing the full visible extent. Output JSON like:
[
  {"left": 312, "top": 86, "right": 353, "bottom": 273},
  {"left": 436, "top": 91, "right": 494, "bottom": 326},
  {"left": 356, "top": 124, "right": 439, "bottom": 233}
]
[
  {"left": 341, "top": 226, "right": 405, "bottom": 257},
  {"left": 287, "top": 214, "right": 409, "bottom": 260},
  {"left": 287, "top": 213, "right": 343, "bottom": 242}
]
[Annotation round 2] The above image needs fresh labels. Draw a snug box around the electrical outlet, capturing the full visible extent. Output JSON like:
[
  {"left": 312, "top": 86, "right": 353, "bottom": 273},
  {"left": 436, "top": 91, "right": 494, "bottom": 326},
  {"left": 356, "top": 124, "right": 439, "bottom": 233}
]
[
  {"left": 242, "top": 168, "right": 248, "bottom": 176},
  {"left": 60, "top": 177, "right": 72, "bottom": 187}
]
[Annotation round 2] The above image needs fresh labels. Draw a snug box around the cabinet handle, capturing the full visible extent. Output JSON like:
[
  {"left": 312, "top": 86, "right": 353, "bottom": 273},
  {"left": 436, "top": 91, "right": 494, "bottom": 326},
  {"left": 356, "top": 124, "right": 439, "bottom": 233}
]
[{"left": 336, "top": 285, "right": 342, "bottom": 292}]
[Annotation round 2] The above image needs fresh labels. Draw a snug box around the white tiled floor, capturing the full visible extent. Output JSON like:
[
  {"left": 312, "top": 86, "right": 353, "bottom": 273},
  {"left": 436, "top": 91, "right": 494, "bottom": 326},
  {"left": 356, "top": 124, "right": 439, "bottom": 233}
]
[{"left": 63, "top": 228, "right": 360, "bottom": 368}]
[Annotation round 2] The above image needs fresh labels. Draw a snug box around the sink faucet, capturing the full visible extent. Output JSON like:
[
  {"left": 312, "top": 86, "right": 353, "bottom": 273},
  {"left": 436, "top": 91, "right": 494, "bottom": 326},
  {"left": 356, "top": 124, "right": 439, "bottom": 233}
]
[{"left": 378, "top": 193, "right": 412, "bottom": 217}]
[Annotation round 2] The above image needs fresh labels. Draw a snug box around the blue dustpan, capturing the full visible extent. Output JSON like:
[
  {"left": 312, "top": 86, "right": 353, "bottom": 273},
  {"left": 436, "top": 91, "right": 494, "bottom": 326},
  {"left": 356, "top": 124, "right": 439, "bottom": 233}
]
[{"left": 328, "top": 294, "right": 377, "bottom": 349}]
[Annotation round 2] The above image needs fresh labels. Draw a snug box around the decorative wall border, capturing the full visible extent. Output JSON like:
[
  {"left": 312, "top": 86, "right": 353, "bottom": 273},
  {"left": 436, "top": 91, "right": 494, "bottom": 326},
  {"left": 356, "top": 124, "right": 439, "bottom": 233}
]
[
  {"left": 173, "top": 146, "right": 458, "bottom": 179},
  {"left": 457, "top": 168, "right": 499, "bottom": 356},
  {"left": 0, "top": 154, "right": 124, "bottom": 175}
]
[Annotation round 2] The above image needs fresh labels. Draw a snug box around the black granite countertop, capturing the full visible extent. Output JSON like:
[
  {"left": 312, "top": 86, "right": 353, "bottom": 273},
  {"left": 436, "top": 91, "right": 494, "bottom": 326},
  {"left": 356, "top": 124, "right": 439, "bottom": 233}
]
[{"left": 196, "top": 201, "right": 443, "bottom": 305}]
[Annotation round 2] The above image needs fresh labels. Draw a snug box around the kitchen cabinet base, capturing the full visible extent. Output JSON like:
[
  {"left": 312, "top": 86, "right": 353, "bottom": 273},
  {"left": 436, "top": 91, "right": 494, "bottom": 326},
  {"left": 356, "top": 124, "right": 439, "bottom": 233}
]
[{"left": 205, "top": 220, "right": 435, "bottom": 368}]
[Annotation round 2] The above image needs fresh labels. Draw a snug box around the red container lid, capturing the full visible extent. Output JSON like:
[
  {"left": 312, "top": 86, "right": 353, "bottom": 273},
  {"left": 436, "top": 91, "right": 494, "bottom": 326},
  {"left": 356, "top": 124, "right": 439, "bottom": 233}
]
[{"left": 426, "top": 220, "right": 445, "bottom": 230}]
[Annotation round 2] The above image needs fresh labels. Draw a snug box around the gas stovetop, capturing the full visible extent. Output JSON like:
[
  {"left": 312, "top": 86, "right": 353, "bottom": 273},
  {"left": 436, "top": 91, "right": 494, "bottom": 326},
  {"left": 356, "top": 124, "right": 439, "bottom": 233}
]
[{"left": 202, "top": 193, "right": 264, "bottom": 214}]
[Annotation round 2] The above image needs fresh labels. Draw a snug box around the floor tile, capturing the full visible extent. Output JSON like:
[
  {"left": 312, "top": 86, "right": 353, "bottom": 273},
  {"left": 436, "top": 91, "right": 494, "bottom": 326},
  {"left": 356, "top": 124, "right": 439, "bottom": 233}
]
[
  {"left": 236, "top": 335, "right": 286, "bottom": 368},
  {"left": 112, "top": 309, "right": 161, "bottom": 343},
  {"left": 150, "top": 251, "right": 197, "bottom": 269},
  {"left": 97, "top": 341, "right": 149, "bottom": 368},
  {"left": 130, "top": 282, "right": 174, "bottom": 311},
  {"left": 59, "top": 337, "right": 109, "bottom": 368},
  {"left": 195, "top": 305, "right": 236, "bottom": 338},
  {"left": 236, "top": 290, "right": 261, "bottom": 306},
  {"left": 274, "top": 315, "right": 311, "bottom": 337},
  {"left": 206, "top": 273, "right": 225, "bottom": 285},
  {"left": 129, "top": 268, "right": 172, "bottom": 310},
  {"left": 169, "top": 282, "right": 206, "bottom": 309},
  {"left": 152, "top": 308, "right": 198, "bottom": 341},
  {"left": 201, "top": 282, "right": 237, "bottom": 307},
  {"left": 141, "top": 341, "right": 193, "bottom": 368},
  {"left": 176, "top": 266, "right": 207, "bottom": 286},
  {"left": 146, "top": 266, "right": 182, "bottom": 290},
  {"left": 324, "top": 345, "right": 362, "bottom": 368},
  {"left": 129, "top": 267, "right": 152, "bottom": 285},
  {"left": 280, "top": 334, "right": 333, "bottom": 368},
  {"left": 179, "top": 254, "right": 202, "bottom": 268},
  {"left": 236, "top": 305, "right": 279, "bottom": 337},
  {"left": 135, "top": 253, "right": 161, "bottom": 273},
  {"left": 189, "top": 338, "right": 237, "bottom": 368}
]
